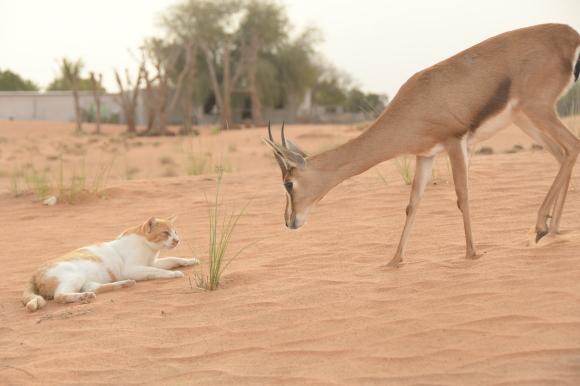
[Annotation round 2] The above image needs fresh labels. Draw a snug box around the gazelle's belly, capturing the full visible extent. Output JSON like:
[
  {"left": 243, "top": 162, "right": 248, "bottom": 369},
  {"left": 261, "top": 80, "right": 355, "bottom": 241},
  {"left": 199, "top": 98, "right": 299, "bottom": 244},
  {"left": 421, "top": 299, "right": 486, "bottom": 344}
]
[
  {"left": 418, "top": 99, "right": 517, "bottom": 157},
  {"left": 468, "top": 99, "right": 517, "bottom": 145}
]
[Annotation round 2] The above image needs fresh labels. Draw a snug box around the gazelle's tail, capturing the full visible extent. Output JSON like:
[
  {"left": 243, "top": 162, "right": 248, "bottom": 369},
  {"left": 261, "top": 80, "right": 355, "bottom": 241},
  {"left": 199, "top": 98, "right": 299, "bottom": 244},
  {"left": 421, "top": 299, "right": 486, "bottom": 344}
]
[{"left": 22, "top": 277, "right": 46, "bottom": 312}]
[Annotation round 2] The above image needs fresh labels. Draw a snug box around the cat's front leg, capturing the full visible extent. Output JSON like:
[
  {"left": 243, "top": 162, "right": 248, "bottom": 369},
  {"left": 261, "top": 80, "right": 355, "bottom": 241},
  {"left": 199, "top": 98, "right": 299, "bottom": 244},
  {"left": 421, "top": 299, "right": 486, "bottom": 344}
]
[
  {"left": 153, "top": 257, "right": 200, "bottom": 270},
  {"left": 124, "top": 266, "right": 184, "bottom": 281}
]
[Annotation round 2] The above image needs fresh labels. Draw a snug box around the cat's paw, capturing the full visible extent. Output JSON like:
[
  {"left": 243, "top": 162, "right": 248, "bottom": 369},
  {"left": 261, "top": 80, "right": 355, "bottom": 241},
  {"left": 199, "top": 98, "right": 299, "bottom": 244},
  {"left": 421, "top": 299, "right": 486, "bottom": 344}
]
[
  {"left": 119, "top": 280, "right": 136, "bottom": 288},
  {"left": 172, "top": 271, "right": 185, "bottom": 278},
  {"left": 80, "top": 292, "right": 96, "bottom": 303},
  {"left": 182, "top": 258, "right": 200, "bottom": 266}
]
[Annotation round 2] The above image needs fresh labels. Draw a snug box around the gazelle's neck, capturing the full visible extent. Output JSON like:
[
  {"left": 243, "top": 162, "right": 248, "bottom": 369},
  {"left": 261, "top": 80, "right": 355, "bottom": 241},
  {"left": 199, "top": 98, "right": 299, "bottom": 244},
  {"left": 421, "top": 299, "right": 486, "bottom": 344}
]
[{"left": 308, "top": 113, "right": 404, "bottom": 182}]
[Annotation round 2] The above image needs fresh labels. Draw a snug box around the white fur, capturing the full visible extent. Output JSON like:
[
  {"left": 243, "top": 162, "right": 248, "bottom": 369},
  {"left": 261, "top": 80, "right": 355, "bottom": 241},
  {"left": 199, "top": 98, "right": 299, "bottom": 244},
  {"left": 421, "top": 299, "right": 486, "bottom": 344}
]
[{"left": 27, "top": 225, "right": 198, "bottom": 311}]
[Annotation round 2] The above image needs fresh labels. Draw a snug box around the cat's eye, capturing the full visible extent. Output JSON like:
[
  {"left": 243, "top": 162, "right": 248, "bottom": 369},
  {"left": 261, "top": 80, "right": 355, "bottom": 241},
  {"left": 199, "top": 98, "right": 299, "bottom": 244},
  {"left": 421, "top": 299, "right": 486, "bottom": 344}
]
[
  {"left": 163, "top": 231, "right": 171, "bottom": 236},
  {"left": 284, "top": 181, "right": 293, "bottom": 193}
]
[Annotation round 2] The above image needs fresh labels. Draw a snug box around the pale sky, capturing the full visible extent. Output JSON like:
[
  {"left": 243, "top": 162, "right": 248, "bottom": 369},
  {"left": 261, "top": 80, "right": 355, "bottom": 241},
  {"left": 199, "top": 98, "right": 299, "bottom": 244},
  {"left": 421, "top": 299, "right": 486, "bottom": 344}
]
[{"left": 0, "top": 0, "right": 579, "bottom": 97}]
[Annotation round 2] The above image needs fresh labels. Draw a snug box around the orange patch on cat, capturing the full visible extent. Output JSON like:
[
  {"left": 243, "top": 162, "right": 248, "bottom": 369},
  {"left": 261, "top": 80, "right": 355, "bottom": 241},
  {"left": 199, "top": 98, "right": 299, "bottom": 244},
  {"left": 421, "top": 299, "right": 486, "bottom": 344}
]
[
  {"left": 121, "top": 217, "right": 174, "bottom": 244},
  {"left": 107, "top": 268, "right": 118, "bottom": 282}
]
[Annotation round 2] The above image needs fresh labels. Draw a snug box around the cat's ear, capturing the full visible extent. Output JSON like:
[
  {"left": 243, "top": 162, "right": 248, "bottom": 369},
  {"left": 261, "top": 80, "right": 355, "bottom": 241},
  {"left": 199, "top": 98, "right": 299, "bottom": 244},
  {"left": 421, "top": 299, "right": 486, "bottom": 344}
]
[
  {"left": 144, "top": 217, "right": 156, "bottom": 233},
  {"left": 167, "top": 214, "right": 178, "bottom": 224}
]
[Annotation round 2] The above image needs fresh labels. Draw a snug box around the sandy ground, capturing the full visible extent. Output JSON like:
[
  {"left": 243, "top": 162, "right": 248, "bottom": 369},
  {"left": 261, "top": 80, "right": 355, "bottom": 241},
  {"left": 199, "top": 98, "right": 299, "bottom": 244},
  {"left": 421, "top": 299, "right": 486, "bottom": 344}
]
[{"left": 1, "top": 119, "right": 580, "bottom": 385}]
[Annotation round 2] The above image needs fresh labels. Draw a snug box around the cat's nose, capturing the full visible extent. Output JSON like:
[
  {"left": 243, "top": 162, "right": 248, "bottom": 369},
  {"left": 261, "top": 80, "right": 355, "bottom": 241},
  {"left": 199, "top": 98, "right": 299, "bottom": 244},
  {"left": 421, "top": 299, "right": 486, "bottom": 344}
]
[{"left": 172, "top": 239, "right": 179, "bottom": 246}]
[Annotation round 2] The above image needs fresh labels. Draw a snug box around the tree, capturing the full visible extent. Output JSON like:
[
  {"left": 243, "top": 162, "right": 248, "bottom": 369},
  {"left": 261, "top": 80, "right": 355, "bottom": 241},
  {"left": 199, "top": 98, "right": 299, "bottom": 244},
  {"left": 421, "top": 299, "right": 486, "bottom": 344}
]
[
  {"left": 239, "top": 0, "right": 288, "bottom": 126},
  {"left": 89, "top": 72, "right": 104, "bottom": 134},
  {"left": 163, "top": 0, "right": 244, "bottom": 130},
  {"left": 261, "top": 28, "right": 321, "bottom": 110},
  {"left": 53, "top": 58, "right": 84, "bottom": 134},
  {"left": 115, "top": 67, "right": 143, "bottom": 134},
  {"left": 557, "top": 82, "right": 580, "bottom": 118},
  {"left": 312, "top": 65, "right": 352, "bottom": 108},
  {"left": 0, "top": 69, "right": 39, "bottom": 91},
  {"left": 345, "top": 88, "right": 389, "bottom": 115}
]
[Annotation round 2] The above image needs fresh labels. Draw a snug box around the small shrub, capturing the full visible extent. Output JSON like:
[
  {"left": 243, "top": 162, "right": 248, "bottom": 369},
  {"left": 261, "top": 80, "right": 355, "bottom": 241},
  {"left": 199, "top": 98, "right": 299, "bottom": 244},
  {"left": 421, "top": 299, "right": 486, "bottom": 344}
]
[
  {"left": 185, "top": 154, "right": 209, "bottom": 176},
  {"left": 395, "top": 157, "right": 413, "bottom": 185},
  {"left": 475, "top": 146, "right": 494, "bottom": 155}
]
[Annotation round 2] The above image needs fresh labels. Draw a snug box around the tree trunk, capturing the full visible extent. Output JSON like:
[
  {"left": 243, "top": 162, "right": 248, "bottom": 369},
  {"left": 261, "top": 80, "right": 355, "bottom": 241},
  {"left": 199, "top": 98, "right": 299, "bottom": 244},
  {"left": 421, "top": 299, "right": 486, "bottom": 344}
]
[
  {"left": 72, "top": 87, "right": 83, "bottom": 134},
  {"left": 114, "top": 68, "right": 142, "bottom": 134},
  {"left": 142, "top": 68, "right": 156, "bottom": 132},
  {"left": 90, "top": 73, "right": 102, "bottom": 135},
  {"left": 246, "top": 38, "right": 263, "bottom": 127},
  {"left": 222, "top": 41, "right": 232, "bottom": 130}
]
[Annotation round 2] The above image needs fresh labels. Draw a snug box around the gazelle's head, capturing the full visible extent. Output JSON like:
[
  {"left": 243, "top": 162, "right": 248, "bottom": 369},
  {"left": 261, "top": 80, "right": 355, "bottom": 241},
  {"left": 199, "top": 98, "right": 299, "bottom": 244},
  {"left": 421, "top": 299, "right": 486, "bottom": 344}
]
[{"left": 264, "top": 122, "right": 331, "bottom": 230}]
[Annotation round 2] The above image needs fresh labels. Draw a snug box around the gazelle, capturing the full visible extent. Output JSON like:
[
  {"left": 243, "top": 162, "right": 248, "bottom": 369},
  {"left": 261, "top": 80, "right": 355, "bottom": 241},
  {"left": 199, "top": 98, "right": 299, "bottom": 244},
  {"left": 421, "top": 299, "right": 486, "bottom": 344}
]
[{"left": 264, "top": 23, "right": 580, "bottom": 267}]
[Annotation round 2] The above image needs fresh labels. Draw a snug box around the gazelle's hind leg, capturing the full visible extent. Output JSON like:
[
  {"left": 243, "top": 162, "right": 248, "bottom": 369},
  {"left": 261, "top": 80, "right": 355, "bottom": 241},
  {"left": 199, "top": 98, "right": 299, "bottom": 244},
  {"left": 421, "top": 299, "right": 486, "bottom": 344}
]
[
  {"left": 514, "top": 112, "right": 569, "bottom": 236},
  {"left": 447, "top": 137, "right": 479, "bottom": 259},
  {"left": 387, "top": 155, "right": 434, "bottom": 267},
  {"left": 53, "top": 274, "right": 96, "bottom": 304},
  {"left": 520, "top": 108, "right": 580, "bottom": 242},
  {"left": 82, "top": 280, "right": 136, "bottom": 294}
]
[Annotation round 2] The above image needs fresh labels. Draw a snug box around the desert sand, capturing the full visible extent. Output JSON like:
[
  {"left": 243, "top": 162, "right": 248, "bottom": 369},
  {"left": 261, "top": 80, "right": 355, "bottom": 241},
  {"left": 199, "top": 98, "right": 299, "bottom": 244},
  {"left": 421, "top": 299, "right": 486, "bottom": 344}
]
[{"left": 1, "top": 119, "right": 580, "bottom": 385}]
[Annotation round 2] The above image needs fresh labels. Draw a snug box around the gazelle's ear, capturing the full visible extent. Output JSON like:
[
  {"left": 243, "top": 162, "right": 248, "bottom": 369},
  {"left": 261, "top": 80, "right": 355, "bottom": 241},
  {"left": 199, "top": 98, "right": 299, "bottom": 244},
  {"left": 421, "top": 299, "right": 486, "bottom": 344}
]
[
  {"left": 287, "top": 139, "right": 308, "bottom": 157},
  {"left": 278, "top": 147, "right": 306, "bottom": 169},
  {"left": 167, "top": 214, "right": 178, "bottom": 224}
]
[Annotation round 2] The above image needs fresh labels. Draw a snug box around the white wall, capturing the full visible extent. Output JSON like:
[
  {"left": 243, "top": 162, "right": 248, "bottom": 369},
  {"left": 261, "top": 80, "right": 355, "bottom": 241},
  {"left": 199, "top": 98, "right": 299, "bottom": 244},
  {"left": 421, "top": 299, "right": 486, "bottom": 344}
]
[{"left": 0, "top": 91, "right": 133, "bottom": 123}]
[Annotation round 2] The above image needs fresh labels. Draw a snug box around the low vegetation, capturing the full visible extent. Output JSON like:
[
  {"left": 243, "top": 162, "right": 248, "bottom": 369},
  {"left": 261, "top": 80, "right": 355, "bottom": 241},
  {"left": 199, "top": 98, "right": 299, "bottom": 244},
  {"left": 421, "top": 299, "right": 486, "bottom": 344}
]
[
  {"left": 192, "top": 171, "right": 250, "bottom": 291},
  {"left": 395, "top": 156, "right": 414, "bottom": 185},
  {"left": 10, "top": 156, "right": 114, "bottom": 203}
]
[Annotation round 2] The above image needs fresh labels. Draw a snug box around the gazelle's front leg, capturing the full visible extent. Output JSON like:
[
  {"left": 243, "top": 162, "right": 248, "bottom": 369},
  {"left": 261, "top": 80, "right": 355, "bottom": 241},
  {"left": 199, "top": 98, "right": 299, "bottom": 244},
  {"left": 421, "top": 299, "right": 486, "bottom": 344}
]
[
  {"left": 387, "top": 155, "right": 434, "bottom": 267},
  {"left": 447, "top": 138, "right": 479, "bottom": 259},
  {"left": 124, "top": 266, "right": 184, "bottom": 281},
  {"left": 153, "top": 257, "right": 200, "bottom": 270}
]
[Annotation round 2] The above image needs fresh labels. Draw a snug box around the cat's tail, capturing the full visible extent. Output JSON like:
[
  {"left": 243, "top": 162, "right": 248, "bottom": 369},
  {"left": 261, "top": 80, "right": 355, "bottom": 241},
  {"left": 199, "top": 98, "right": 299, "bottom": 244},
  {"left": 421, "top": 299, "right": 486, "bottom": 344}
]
[{"left": 22, "top": 277, "right": 46, "bottom": 312}]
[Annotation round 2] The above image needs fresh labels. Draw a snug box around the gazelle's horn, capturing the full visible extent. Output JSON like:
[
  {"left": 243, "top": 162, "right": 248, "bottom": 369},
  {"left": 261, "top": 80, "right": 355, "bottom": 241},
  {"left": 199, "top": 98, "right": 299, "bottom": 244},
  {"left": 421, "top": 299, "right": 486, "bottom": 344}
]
[
  {"left": 267, "top": 120, "right": 274, "bottom": 142},
  {"left": 281, "top": 121, "right": 287, "bottom": 148}
]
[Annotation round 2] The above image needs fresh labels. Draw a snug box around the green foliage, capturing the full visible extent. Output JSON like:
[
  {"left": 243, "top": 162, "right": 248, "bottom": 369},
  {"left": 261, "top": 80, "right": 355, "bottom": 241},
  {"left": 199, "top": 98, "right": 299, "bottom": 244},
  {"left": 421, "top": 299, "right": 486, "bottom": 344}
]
[
  {"left": 345, "top": 89, "right": 389, "bottom": 115},
  {"left": 193, "top": 171, "right": 249, "bottom": 291},
  {"left": 557, "top": 82, "right": 579, "bottom": 117},
  {"left": 47, "top": 58, "right": 105, "bottom": 91},
  {"left": 10, "top": 156, "right": 114, "bottom": 203},
  {"left": 0, "top": 69, "right": 39, "bottom": 91}
]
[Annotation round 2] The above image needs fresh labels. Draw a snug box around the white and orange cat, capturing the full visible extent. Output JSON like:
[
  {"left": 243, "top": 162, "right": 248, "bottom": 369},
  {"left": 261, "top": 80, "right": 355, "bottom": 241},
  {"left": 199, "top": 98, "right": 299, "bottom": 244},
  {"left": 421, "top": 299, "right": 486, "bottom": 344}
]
[{"left": 22, "top": 216, "right": 198, "bottom": 312}]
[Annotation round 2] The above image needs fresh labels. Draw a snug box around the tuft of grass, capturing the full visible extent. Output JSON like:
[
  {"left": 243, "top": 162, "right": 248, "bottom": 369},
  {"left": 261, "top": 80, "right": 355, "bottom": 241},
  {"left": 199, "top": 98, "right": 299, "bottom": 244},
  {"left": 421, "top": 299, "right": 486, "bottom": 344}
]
[
  {"left": 185, "top": 154, "right": 209, "bottom": 175},
  {"left": 192, "top": 171, "right": 250, "bottom": 291},
  {"left": 159, "top": 156, "right": 175, "bottom": 165},
  {"left": 228, "top": 143, "right": 237, "bottom": 153},
  {"left": 210, "top": 127, "right": 221, "bottom": 135},
  {"left": 375, "top": 168, "right": 388, "bottom": 185},
  {"left": 395, "top": 156, "right": 413, "bottom": 185},
  {"left": 10, "top": 156, "right": 114, "bottom": 203}
]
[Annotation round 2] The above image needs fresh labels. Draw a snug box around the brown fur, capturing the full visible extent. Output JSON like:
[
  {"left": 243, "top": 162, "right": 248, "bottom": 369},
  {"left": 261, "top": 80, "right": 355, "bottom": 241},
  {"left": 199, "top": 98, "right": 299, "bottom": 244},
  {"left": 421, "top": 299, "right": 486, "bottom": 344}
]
[{"left": 266, "top": 23, "right": 580, "bottom": 264}]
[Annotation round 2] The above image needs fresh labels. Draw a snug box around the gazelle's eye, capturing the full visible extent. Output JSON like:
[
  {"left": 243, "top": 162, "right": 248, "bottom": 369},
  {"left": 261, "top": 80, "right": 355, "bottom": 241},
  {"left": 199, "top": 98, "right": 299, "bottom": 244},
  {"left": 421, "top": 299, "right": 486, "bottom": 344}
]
[{"left": 284, "top": 181, "right": 293, "bottom": 193}]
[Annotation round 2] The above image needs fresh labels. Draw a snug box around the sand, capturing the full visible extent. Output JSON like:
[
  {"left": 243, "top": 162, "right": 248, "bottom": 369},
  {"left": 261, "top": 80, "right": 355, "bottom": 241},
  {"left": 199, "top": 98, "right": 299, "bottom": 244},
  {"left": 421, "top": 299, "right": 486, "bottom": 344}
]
[{"left": 1, "top": 119, "right": 580, "bottom": 385}]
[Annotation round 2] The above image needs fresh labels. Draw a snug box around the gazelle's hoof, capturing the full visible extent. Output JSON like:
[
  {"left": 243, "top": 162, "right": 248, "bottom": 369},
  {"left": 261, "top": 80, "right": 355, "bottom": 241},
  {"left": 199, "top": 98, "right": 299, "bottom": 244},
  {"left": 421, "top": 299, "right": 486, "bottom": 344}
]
[
  {"left": 382, "top": 257, "right": 402, "bottom": 269},
  {"left": 535, "top": 229, "right": 548, "bottom": 243},
  {"left": 466, "top": 251, "right": 483, "bottom": 260}
]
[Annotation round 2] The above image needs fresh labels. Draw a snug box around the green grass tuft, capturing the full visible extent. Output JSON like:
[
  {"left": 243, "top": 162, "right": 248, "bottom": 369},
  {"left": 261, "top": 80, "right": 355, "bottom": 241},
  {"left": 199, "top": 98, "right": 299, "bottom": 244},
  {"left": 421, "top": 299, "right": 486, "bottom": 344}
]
[
  {"left": 395, "top": 156, "right": 413, "bottom": 185},
  {"left": 193, "top": 171, "right": 250, "bottom": 291}
]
